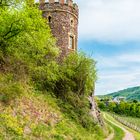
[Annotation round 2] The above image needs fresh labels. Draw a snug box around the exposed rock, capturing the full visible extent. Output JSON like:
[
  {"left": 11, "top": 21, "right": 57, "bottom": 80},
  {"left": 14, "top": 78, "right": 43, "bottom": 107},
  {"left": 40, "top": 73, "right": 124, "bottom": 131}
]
[{"left": 88, "top": 96, "right": 104, "bottom": 126}]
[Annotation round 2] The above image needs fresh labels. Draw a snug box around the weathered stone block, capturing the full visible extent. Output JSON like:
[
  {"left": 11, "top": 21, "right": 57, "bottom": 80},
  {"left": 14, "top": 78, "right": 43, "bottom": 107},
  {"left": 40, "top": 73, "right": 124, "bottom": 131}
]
[{"left": 40, "top": 0, "right": 79, "bottom": 57}]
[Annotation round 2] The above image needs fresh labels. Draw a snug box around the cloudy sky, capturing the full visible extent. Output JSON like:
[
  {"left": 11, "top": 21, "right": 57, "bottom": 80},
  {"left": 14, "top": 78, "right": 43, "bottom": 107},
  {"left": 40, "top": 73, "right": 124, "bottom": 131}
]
[{"left": 74, "top": 0, "right": 140, "bottom": 95}]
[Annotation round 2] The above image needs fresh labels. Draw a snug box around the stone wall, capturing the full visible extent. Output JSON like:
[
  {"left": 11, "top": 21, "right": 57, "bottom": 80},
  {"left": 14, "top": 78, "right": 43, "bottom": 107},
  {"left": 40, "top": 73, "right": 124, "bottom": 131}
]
[{"left": 39, "top": 0, "right": 79, "bottom": 57}]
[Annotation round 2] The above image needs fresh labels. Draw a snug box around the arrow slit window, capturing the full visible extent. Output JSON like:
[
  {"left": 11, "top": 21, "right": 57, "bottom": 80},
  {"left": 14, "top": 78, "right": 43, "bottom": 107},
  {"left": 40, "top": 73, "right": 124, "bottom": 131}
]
[
  {"left": 48, "top": 16, "right": 52, "bottom": 23},
  {"left": 69, "top": 36, "right": 75, "bottom": 50}
]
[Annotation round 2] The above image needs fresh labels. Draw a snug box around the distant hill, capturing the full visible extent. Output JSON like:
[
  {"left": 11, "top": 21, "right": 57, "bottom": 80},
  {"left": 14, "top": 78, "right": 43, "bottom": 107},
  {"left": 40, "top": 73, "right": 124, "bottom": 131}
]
[{"left": 98, "top": 86, "right": 140, "bottom": 101}]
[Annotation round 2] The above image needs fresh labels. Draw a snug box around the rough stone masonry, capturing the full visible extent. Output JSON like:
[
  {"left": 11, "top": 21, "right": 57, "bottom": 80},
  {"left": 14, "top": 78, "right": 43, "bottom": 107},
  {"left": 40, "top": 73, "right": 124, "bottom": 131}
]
[{"left": 39, "top": 0, "right": 79, "bottom": 57}]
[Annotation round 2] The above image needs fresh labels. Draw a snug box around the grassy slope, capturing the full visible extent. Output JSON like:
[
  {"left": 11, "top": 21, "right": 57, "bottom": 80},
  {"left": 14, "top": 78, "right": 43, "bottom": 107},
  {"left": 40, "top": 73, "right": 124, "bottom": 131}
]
[
  {"left": 0, "top": 83, "right": 105, "bottom": 140},
  {"left": 98, "top": 86, "right": 140, "bottom": 101}
]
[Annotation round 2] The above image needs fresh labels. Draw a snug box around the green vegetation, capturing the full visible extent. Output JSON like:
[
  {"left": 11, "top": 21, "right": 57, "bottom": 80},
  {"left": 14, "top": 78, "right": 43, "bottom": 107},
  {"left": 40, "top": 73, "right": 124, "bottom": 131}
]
[
  {"left": 111, "top": 114, "right": 140, "bottom": 140},
  {"left": 0, "top": 91, "right": 104, "bottom": 140},
  {"left": 98, "top": 86, "right": 140, "bottom": 101},
  {"left": 97, "top": 99, "right": 140, "bottom": 118},
  {"left": 105, "top": 120, "right": 124, "bottom": 140},
  {"left": 0, "top": 0, "right": 105, "bottom": 139},
  {"left": 97, "top": 88, "right": 140, "bottom": 139},
  {"left": 114, "top": 114, "right": 140, "bottom": 129},
  {"left": 104, "top": 113, "right": 124, "bottom": 140}
]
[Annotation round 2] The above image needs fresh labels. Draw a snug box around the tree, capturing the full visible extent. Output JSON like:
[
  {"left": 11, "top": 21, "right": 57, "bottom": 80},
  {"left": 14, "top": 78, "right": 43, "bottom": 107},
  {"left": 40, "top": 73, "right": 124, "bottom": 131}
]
[
  {"left": 124, "top": 102, "right": 131, "bottom": 115},
  {"left": 136, "top": 105, "right": 140, "bottom": 117},
  {"left": 0, "top": 0, "right": 59, "bottom": 89},
  {"left": 98, "top": 101, "right": 106, "bottom": 110},
  {"left": 108, "top": 102, "right": 116, "bottom": 112},
  {"left": 55, "top": 52, "right": 97, "bottom": 97},
  {"left": 130, "top": 103, "right": 136, "bottom": 116},
  {"left": 118, "top": 101, "right": 126, "bottom": 114}
]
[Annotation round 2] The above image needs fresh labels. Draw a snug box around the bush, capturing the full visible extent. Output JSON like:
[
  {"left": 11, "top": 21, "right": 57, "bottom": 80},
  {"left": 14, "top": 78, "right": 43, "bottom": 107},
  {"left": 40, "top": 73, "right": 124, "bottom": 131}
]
[
  {"left": 98, "top": 99, "right": 140, "bottom": 118},
  {"left": 50, "top": 52, "right": 98, "bottom": 130},
  {"left": 0, "top": 0, "right": 59, "bottom": 91},
  {"left": 0, "top": 114, "right": 23, "bottom": 136},
  {"left": 0, "top": 74, "right": 23, "bottom": 103},
  {"left": 55, "top": 52, "right": 97, "bottom": 97}
]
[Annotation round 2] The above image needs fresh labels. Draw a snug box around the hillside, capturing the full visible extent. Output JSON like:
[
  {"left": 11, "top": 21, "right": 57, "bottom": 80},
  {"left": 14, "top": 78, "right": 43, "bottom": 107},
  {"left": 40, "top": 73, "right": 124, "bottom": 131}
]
[
  {"left": 0, "top": 1, "right": 106, "bottom": 139},
  {"left": 0, "top": 87, "right": 104, "bottom": 140},
  {"left": 99, "top": 86, "right": 140, "bottom": 101}
]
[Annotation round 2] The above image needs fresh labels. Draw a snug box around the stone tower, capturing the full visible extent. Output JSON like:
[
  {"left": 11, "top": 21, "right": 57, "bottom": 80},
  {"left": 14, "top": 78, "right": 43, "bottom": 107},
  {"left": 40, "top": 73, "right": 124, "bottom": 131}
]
[{"left": 39, "top": 0, "right": 79, "bottom": 56}]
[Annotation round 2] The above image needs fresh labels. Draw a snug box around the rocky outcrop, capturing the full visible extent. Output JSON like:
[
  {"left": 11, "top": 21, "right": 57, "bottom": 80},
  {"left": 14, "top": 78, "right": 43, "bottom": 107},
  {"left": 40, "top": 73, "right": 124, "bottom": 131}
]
[{"left": 88, "top": 96, "right": 104, "bottom": 126}]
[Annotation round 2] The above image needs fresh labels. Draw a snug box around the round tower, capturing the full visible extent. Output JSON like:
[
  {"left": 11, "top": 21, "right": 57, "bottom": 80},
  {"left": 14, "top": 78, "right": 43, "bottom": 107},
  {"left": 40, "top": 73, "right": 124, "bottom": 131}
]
[{"left": 39, "top": 0, "right": 79, "bottom": 57}]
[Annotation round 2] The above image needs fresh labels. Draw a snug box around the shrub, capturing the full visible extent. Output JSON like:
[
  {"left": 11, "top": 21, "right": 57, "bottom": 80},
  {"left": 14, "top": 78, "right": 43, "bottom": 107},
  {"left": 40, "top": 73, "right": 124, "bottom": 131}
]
[
  {"left": 0, "top": 74, "right": 23, "bottom": 103},
  {"left": 0, "top": 114, "right": 23, "bottom": 136},
  {"left": 48, "top": 52, "right": 98, "bottom": 130},
  {"left": 55, "top": 52, "right": 97, "bottom": 97},
  {"left": 0, "top": 0, "right": 59, "bottom": 91}
]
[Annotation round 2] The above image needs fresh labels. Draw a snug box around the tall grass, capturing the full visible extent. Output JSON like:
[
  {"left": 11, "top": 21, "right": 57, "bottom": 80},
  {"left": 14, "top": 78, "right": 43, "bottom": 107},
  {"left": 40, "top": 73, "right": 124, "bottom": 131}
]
[
  {"left": 104, "top": 113, "right": 125, "bottom": 140},
  {"left": 106, "top": 120, "right": 124, "bottom": 140}
]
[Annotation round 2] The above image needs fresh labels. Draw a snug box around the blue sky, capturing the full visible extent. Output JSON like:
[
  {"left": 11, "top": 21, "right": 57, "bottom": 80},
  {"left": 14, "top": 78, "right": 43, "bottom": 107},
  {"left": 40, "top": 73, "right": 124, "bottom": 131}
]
[{"left": 74, "top": 0, "right": 140, "bottom": 95}]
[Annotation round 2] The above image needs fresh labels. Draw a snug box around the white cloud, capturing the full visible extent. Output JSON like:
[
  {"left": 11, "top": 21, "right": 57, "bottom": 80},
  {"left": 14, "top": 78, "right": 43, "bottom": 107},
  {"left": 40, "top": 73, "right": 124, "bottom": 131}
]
[
  {"left": 94, "top": 52, "right": 140, "bottom": 95},
  {"left": 119, "top": 54, "right": 140, "bottom": 63},
  {"left": 75, "top": 0, "right": 140, "bottom": 42},
  {"left": 96, "top": 52, "right": 140, "bottom": 69},
  {"left": 96, "top": 70, "right": 140, "bottom": 95},
  {"left": 39, "top": 0, "right": 140, "bottom": 94},
  {"left": 73, "top": 0, "right": 140, "bottom": 94},
  {"left": 96, "top": 55, "right": 124, "bottom": 69}
]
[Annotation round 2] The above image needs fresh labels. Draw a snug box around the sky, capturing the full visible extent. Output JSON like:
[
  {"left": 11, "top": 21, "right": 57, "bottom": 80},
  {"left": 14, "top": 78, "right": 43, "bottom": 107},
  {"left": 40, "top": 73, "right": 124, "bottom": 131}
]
[{"left": 74, "top": 0, "right": 140, "bottom": 95}]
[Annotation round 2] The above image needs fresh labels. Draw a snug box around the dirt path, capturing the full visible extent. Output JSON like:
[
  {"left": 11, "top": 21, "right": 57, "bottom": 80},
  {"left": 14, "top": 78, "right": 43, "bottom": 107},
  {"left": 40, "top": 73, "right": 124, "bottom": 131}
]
[{"left": 104, "top": 114, "right": 135, "bottom": 140}]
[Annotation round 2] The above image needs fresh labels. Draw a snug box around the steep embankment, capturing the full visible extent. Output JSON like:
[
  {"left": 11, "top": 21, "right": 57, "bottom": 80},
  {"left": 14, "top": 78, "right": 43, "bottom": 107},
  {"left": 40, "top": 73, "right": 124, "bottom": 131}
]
[
  {"left": 0, "top": 71, "right": 105, "bottom": 140},
  {"left": 99, "top": 86, "right": 140, "bottom": 101},
  {"left": 0, "top": 87, "right": 104, "bottom": 140}
]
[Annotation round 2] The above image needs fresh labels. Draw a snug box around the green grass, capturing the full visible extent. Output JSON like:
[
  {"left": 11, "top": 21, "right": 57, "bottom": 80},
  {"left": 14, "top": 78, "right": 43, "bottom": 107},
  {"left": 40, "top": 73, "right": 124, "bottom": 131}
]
[
  {"left": 112, "top": 114, "right": 140, "bottom": 140},
  {"left": 103, "top": 122, "right": 113, "bottom": 138},
  {"left": 0, "top": 86, "right": 105, "bottom": 140},
  {"left": 106, "top": 121, "right": 124, "bottom": 140},
  {"left": 114, "top": 114, "right": 140, "bottom": 128},
  {"left": 0, "top": 71, "right": 106, "bottom": 140},
  {"left": 104, "top": 113, "right": 124, "bottom": 140}
]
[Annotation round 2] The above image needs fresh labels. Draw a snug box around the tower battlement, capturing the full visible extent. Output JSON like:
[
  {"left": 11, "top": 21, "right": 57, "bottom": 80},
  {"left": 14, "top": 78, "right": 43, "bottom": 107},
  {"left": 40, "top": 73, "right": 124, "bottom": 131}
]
[
  {"left": 39, "top": 0, "right": 78, "bottom": 18},
  {"left": 38, "top": 0, "right": 79, "bottom": 56},
  {"left": 39, "top": 0, "right": 78, "bottom": 10}
]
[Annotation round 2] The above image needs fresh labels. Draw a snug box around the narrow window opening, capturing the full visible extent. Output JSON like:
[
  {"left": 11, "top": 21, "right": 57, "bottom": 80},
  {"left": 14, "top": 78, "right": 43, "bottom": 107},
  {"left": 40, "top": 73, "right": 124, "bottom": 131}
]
[
  {"left": 48, "top": 16, "right": 52, "bottom": 23},
  {"left": 69, "top": 36, "right": 74, "bottom": 50},
  {"left": 70, "top": 19, "right": 74, "bottom": 26}
]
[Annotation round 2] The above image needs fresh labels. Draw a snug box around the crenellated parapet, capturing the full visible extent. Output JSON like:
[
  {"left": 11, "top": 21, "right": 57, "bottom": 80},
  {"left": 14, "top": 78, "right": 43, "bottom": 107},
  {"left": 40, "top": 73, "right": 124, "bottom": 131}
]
[
  {"left": 38, "top": 0, "right": 78, "bottom": 7},
  {"left": 39, "top": 0, "right": 79, "bottom": 18}
]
